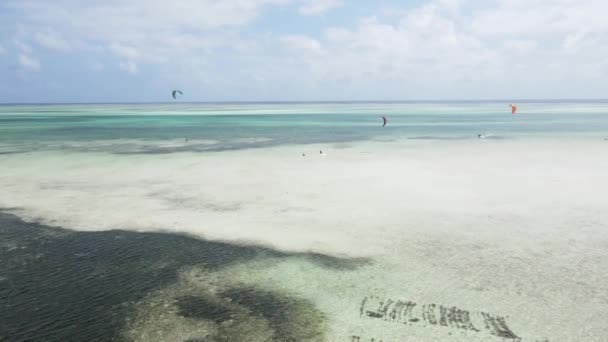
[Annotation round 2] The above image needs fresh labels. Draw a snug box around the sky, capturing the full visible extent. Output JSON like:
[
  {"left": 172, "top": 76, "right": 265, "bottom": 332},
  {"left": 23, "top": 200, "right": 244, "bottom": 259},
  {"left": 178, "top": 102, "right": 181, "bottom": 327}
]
[{"left": 0, "top": 0, "right": 607, "bottom": 103}]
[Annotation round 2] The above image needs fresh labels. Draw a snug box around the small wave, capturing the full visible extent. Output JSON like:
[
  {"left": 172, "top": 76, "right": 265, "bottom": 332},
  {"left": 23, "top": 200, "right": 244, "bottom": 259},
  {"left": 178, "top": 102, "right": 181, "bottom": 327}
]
[
  {"left": 408, "top": 136, "right": 470, "bottom": 140},
  {"left": 232, "top": 137, "right": 274, "bottom": 144}
]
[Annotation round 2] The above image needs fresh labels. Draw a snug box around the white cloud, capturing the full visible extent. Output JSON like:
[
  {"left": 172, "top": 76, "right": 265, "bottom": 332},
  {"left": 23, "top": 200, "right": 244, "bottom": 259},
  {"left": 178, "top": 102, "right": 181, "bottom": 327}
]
[
  {"left": 298, "top": 0, "right": 341, "bottom": 15},
  {"left": 14, "top": 39, "right": 32, "bottom": 54},
  {"left": 255, "top": 0, "right": 608, "bottom": 98},
  {"left": 6, "top": 0, "right": 291, "bottom": 36},
  {"left": 109, "top": 44, "right": 140, "bottom": 74},
  {"left": 18, "top": 53, "right": 41, "bottom": 71},
  {"left": 12, "top": 24, "right": 33, "bottom": 54},
  {"left": 470, "top": 0, "right": 608, "bottom": 36},
  {"left": 119, "top": 60, "right": 138, "bottom": 74},
  {"left": 5, "top": 0, "right": 292, "bottom": 75},
  {"left": 34, "top": 29, "right": 70, "bottom": 50},
  {"left": 86, "top": 60, "right": 104, "bottom": 72},
  {"left": 562, "top": 31, "right": 585, "bottom": 50},
  {"left": 109, "top": 44, "right": 139, "bottom": 59},
  {"left": 281, "top": 35, "right": 324, "bottom": 54},
  {"left": 504, "top": 40, "right": 538, "bottom": 54},
  {"left": 2, "top": 0, "right": 608, "bottom": 98},
  {"left": 311, "top": 3, "right": 493, "bottom": 81}
]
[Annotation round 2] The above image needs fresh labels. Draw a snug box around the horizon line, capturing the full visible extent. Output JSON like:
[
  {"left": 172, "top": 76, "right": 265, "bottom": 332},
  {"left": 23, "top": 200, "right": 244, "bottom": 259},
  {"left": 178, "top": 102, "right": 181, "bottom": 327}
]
[{"left": 2, "top": 99, "right": 608, "bottom": 105}]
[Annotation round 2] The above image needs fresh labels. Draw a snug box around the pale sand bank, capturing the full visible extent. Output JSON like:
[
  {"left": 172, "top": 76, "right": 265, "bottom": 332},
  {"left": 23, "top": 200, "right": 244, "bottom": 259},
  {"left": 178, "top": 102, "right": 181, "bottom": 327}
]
[{"left": 1, "top": 138, "right": 607, "bottom": 341}]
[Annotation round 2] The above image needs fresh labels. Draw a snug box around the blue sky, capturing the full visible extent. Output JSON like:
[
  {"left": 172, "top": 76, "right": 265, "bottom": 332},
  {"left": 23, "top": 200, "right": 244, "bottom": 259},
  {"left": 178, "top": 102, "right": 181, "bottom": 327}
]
[{"left": 1, "top": 0, "right": 607, "bottom": 103}]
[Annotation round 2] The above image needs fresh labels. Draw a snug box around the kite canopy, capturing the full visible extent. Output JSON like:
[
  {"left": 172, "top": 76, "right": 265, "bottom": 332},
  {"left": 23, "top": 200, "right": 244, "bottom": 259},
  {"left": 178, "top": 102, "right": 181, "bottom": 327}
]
[
  {"left": 510, "top": 103, "right": 517, "bottom": 114},
  {"left": 172, "top": 90, "right": 183, "bottom": 99},
  {"left": 381, "top": 116, "right": 387, "bottom": 127}
]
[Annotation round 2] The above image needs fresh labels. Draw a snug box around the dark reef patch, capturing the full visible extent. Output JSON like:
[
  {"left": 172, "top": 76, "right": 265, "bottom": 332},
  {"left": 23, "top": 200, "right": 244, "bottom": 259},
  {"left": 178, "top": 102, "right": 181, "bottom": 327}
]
[
  {"left": 176, "top": 295, "right": 235, "bottom": 323},
  {"left": 0, "top": 212, "right": 366, "bottom": 341},
  {"left": 220, "top": 286, "right": 326, "bottom": 341},
  {"left": 168, "top": 287, "right": 326, "bottom": 342}
]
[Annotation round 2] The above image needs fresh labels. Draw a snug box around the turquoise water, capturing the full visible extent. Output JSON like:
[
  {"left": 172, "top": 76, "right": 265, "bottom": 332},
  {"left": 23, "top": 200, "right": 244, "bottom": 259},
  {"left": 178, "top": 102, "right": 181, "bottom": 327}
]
[{"left": 1, "top": 102, "right": 608, "bottom": 154}]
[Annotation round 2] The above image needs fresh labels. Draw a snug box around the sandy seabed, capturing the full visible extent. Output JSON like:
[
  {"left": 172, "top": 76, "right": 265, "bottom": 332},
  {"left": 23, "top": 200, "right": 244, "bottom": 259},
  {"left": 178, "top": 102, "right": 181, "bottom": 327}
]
[{"left": 1, "top": 138, "right": 607, "bottom": 341}]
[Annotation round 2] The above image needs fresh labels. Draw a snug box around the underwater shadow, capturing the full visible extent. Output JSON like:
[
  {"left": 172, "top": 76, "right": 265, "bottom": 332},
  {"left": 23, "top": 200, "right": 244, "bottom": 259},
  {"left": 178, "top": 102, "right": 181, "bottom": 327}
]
[{"left": 0, "top": 212, "right": 369, "bottom": 341}]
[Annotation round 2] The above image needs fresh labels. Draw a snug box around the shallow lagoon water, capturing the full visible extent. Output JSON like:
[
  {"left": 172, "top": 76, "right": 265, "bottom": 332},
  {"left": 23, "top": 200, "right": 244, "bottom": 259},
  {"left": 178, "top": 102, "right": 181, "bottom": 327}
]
[
  {"left": 1, "top": 102, "right": 608, "bottom": 341},
  {"left": 0, "top": 212, "right": 363, "bottom": 341}
]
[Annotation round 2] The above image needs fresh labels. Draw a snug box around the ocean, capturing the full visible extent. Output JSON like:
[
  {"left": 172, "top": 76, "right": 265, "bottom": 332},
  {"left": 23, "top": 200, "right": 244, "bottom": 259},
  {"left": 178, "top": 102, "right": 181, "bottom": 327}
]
[
  {"left": 1, "top": 102, "right": 607, "bottom": 341},
  {"left": 2, "top": 102, "right": 608, "bottom": 155}
]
